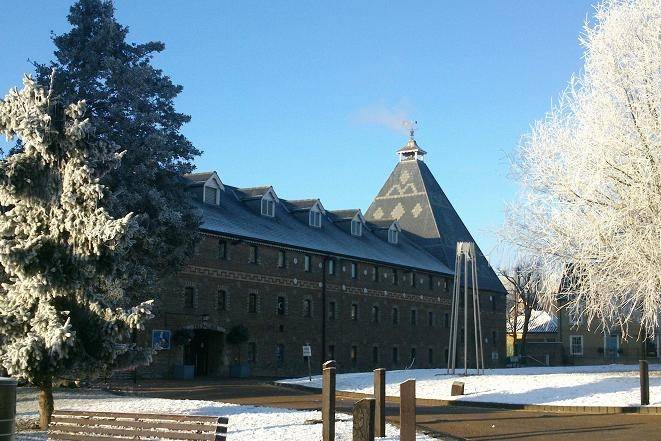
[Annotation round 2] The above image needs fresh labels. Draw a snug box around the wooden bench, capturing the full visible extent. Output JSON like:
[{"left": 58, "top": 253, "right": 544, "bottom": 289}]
[{"left": 49, "top": 410, "right": 228, "bottom": 440}]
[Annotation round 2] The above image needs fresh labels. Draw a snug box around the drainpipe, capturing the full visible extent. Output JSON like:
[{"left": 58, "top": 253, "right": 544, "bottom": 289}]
[{"left": 321, "top": 255, "right": 328, "bottom": 371}]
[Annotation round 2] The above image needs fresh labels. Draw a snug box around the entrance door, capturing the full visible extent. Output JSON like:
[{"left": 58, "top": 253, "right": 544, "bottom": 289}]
[{"left": 184, "top": 331, "right": 210, "bottom": 377}]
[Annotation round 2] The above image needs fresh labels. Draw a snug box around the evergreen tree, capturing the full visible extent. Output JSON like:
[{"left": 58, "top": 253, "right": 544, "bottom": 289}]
[
  {"left": 34, "top": 0, "right": 201, "bottom": 300},
  {"left": 0, "top": 73, "right": 153, "bottom": 428}
]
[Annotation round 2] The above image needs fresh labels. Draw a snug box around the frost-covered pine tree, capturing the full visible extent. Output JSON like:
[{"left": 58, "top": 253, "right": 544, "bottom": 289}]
[
  {"left": 0, "top": 74, "right": 153, "bottom": 429},
  {"left": 34, "top": 0, "right": 201, "bottom": 303},
  {"left": 504, "top": 0, "right": 661, "bottom": 337}
]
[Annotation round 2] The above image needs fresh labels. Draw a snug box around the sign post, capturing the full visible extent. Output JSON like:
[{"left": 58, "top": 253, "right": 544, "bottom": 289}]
[{"left": 303, "top": 344, "right": 312, "bottom": 381}]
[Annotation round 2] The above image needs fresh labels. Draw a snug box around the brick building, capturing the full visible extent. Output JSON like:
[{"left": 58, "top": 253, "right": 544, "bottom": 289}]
[{"left": 143, "top": 135, "right": 507, "bottom": 378}]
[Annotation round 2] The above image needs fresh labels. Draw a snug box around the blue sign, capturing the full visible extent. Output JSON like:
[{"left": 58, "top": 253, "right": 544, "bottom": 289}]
[{"left": 152, "top": 330, "right": 171, "bottom": 351}]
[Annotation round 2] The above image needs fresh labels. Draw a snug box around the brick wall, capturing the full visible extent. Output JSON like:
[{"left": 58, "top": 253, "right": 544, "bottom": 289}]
[{"left": 141, "top": 233, "right": 507, "bottom": 378}]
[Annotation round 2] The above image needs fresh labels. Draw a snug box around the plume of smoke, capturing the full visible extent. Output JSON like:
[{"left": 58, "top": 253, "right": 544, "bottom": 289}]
[{"left": 352, "top": 101, "right": 414, "bottom": 135}]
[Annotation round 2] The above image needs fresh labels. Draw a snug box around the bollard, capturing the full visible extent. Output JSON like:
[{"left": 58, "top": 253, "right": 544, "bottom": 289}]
[
  {"left": 640, "top": 360, "right": 650, "bottom": 406},
  {"left": 0, "top": 377, "right": 17, "bottom": 441},
  {"left": 373, "top": 368, "right": 386, "bottom": 437},
  {"left": 322, "top": 361, "right": 337, "bottom": 441},
  {"left": 352, "top": 398, "right": 375, "bottom": 441},
  {"left": 399, "top": 379, "right": 416, "bottom": 441}
]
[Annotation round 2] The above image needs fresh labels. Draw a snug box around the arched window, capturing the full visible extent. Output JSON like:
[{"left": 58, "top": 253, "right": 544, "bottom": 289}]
[{"left": 372, "top": 305, "right": 380, "bottom": 323}]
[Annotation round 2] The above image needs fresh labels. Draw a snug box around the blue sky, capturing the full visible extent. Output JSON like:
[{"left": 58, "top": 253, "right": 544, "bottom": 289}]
[{"left": 0, "top": 1, "right": 596, "bottom": 267}]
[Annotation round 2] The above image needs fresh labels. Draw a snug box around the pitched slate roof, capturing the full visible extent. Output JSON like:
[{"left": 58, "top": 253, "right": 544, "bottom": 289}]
[
  {"left": 282, "top": 199, "right": 320, "bottom": 212},
  {"left": 234, "top": 186, "right": 272, "bottom": 201},
  {"left": 329, "top": 209, "right": 361, "bottom": 220},
  {"left": 185, "top": 176, "right": 453, "bottom": 275},
  {"left": 507, "top": 310, "right": 558, "bottom": 334},
  {"left": 364, "top": 158, "right": 506, "bottom": 293},
  {"left": 184, "top": 172, "right": 215, "bottom": 187}
]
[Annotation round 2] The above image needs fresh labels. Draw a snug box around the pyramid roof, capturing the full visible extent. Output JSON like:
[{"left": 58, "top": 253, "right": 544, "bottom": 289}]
[{"left": 365, "top": 158, "right": 505, "bottom": 293}]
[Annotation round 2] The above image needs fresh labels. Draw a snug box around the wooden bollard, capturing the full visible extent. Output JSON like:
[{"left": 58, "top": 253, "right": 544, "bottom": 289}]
[
  {"left": 640, "top": 360, "right": 650, "bottom": 406},
  {"left": 373, "top": 368, "right": 386, "bottom": 437},
  {"left": 352, "top": 398, "right": 375, "bottom": 441},
  {"left": 322, "top": 360, "right": 337, "bottom": 441},
  {"left": 400, "top": 379, "right": 416, "bottom": 441}
]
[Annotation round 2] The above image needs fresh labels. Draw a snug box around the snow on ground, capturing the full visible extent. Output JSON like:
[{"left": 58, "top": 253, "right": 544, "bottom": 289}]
[
  {"left": 281, "top": 363, "right": 661, "bottom": 407},
  {"left": 15, "top": 388, "right": 437, "bottom": 441}
]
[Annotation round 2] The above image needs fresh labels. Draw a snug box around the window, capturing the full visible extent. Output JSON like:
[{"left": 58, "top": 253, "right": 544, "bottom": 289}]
[
  {"left": 444, "top": 313, "right": 450, "bottom": 328},
  {"left": 218, "top": 240, "right": 227, "bottom": 260},
  {"left": 278, "top": 250, "right": 286, "bottom": 268},
  {"left": 388, "top": 227, "right": 398, "bottom": 244},
  {"left": 570, "top": 335, "right": 583, "bottom": 356},
  {"left": 372, "top": 305, "right": 379, "bottom": 323},
  {"left": 392, "top": 346, "right": 399, "bottom": 364},
  {"left": 351, "top": 345, "right": 358, "bottom": 367},
  {"left": 444, "top": 279, "right": 450, "bottom": 292},
  {"left": 248, "top": 342, "right": 256, "bottom": 363},
  {"left": 428, "top": 348, "right": 433, "bottom": 365},
  {"left": 249, "top": 245, "right": 258, "bottom": 264},
  {"left": 248, "top": 293, "right": 257, "bottom": 313},
  {"left": 428, "top": 311, "right": 434, "bottom": 327},
  {"left": 392, "top": 307, "right": 399, "bottom": 325},
  {"left": 277, "top": 296, "right": 286, "bottom": 315},
  {"left": 303, "top": 299, "right": 312, "bottom": 318},
  {"left": 351, "top": 219, "right": 362, "bottom": 236},
  {"left": 410, "top": 309, "right": 417, "bottom": 327},
  {"left": 372, "top": 266, "right": 378, "bottom": 282},
  {"left": 329, "top": 301, "right": 336, "bottom": 320},
  {"left": 328, "top": 345, "right": 335, "bottom": 360},
  {"left": 218, "top": 289, "right": 227, "bottom": 311},
  {"left": 492, "top": 330, "right": 497, "bottom": 345},
  {"left": 428, "top": 275, "right": 434, "bottom": 290},
  {"left": 304, "top": 255, "right": 311, "bottom": 272},
  {"left": 410, "top": 348, "right": 416, "bottom": 365},
  {"left": 392, "top": 269, "right": 398, "bottom": 285},
  {"left": 328, "top": 259, "right": 336, "bottom": 275},
  {"left": 351, "top": 303, "right": 358, "bottom": 321},
  {"left": 491, "top": 295, "right": 497, "bottom": 312},
  {"left": 184, "top": 287, "right": 195, "bottom": 308},
  {"left": 410, "top": 272, "right": 416, "bottom": 287},
  {"left": 204, "top": 186, "right": 218, "bottom": 205},
  {"left": 351, "top": 262, "right": 357, "bottom": 279},
  {"left": 372, "top": 346, "right": 379, "bottom": 364},
  {"left": 261, "top": 197, "right": 275, "bottom": 217},
  {"left": 309, "top": 209, "right": 322, "bottom": 228},
  {"left": 276, "top": 344, "right": 285, "bottom": 364}
]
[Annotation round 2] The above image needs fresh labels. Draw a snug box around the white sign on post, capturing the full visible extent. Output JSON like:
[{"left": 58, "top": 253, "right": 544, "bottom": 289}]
[{"left": 303, "top": 344, "right": 312, "bottom": 381}]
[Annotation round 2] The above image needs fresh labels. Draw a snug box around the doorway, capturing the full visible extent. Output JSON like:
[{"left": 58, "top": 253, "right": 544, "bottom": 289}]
[{"left": 183, "top": 329, "right": 224, "bottom": 377}]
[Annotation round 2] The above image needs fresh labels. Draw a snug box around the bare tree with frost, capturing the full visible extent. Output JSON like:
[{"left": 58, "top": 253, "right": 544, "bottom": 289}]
[
  {"left": 0, "top": 74, "right": 153, "bottom": 429},
  {"left": 504, "top": 0, "right": 661, "bottom": 337}
]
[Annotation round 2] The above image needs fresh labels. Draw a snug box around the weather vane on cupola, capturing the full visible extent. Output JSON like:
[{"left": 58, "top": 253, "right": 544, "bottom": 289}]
[
  {"left": 403, "top": 119, "right": 418, "bottom": 139},
  {"left": 397, "top": 120, "right": 427, "bottom": 162}
]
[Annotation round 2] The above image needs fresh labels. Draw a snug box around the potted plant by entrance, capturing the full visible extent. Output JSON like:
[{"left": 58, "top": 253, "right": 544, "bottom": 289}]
[{"left": 227, "top": 325, "right": 251, "bottom": 378}]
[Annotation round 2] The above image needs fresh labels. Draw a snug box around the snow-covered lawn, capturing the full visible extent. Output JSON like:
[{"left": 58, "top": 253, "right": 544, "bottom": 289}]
[
  {"left": 15, "top": 388, "right": 437, "bottom": 441},
  {"left": 281, "top": 364, "right": 661, "bottom": 407}
]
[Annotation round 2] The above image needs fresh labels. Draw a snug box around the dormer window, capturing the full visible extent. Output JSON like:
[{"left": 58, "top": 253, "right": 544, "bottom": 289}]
[
  {"left": 261, "top": 195, "right": 275, "bottom": 217},
  {"left": 204, "top": 186, "right": 218, "bottom": 205},
  {"left": 351, "top": 219, "right": 362, "bottom": 237},
  {"left": 388, "top": 226, "right": 399, "bottom": 244},
  {"left": 309, "top": 208, "right": 322, "bottom": 228}
]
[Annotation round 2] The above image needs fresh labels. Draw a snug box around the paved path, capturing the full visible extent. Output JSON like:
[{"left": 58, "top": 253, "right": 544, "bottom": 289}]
[{"left": 112, "top": 378, "right": 661, "bottom": 441}]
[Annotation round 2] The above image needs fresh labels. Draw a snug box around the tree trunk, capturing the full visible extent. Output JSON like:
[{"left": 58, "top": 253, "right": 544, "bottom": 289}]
[
  {"left": 521, "top": 308, "right": 532, "bottom": 359},
  {"left": 39, "top": 381, "right": 54, "bottom": 430}
]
